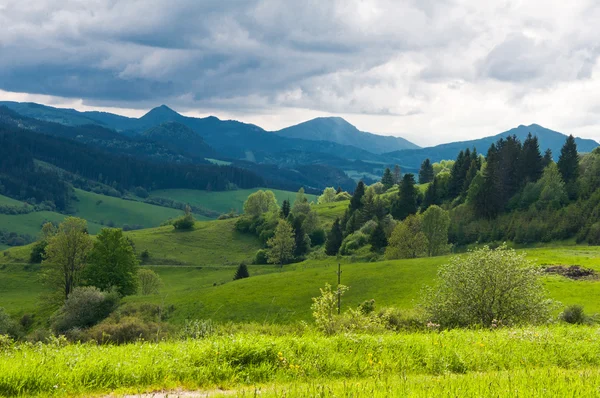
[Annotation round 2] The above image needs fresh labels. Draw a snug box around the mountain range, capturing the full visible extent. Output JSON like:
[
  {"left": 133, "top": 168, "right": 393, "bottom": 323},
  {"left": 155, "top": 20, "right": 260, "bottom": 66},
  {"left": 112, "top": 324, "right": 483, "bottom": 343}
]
[{"left": 1, "top": 101, "right": 598, "bottom": 187}]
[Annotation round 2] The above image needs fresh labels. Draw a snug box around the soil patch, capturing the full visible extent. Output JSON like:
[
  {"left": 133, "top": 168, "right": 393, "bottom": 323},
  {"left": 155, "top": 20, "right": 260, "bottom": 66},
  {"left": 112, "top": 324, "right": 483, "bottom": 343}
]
[{"left": 542, "top": 265, "right": 598, "bottom": 280}]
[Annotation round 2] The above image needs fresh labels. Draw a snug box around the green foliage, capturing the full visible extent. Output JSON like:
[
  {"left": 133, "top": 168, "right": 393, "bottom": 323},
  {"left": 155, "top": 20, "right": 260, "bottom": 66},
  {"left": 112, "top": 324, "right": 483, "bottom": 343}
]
[
  {"left": 29, "top": 240, "right": 47, "bottom": 264},
  {"left": 325, "top": 218, "right": 343, "bottom": 255},
  {"left": 391, "top": 174, "right": 418, "bottom": 220},
  {"left": 85, "top": 228, "right": 139, "bottom": 296},
  {"left": 349, "top": 181, "right": 366, "bottom": 212},
  {"left": 557, "top": 135, "right": 580, "bottom": 188},
  {"left": 380, "top": 168, "right": 395, "bottom": 190},
  {"left": 311, "top": 283, "right": 349, "bottom": 335},
  {"left": 51, "top": 286, "right": 119, "bottom": 334},
  {"left": 173, "top": 205, "right": 195, "bottom": 230},
  {"left": 0, "top": 308, "right": 20, "bottom": 338},
  {"left": 521, "top": 133, "right": 544, "bottom": 183},
  {"left": 137, "top": 269, "right": 163, "bottom": 295},
  {"left": 244, "top": 190, "right": 279, "bottom": 217},
  {"left": 385, "top": 215, "right": 428, "bottom": 259},
  {"left": 267, "top": 220, "right": 296, "bottom": 267},
  {"left": 418, "top": 159, "right": 434, "bottom": 184},
  {"left": 280, "top": 199, "right": 291, "bottom": 218},
  {"left": 309, "top": 228, "right": 326, "bottom": 246},
  {"left": 424, "top": 245, "right": 552, "bottom": 328},
  {"left": 253, "top": 249, "right": 269, "bottom": 265},
  {"left": 369, "top": 221, "right": 388, "bottom": 252},
  {"left": 559, "top": 305, "right": 590, "bottom": 325},
  {"left": 43, "top": 217, "right": 93, "bottom": 301},
  {"left": 421, "top": 205, "right": 450, "bottom": 256},
  {"left": 340, "top": 231, "right": 369, "bottom": 255},
  {"left": 317, "top": 187, "right": 337, "bottom": 204},
  {"left": 234, "top": 263, "right": 250, "bottom": 280},
  {"left": 334, "top": 192, "right": 351, "bottom": 201}
]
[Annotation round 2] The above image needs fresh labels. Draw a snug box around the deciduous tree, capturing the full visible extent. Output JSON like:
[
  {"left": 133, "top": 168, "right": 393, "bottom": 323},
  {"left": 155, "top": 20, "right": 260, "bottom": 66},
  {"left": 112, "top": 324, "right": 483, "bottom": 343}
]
[{"left": 267, "top": 219, "right": 295, "bottom": 267}]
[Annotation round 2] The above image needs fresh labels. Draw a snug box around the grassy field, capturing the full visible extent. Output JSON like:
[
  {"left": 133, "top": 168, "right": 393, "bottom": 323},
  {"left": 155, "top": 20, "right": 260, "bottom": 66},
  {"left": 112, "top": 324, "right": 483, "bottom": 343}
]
[
  {"left": 2, "top": 243, "right": 600, "bottom": 323},
  {"left": 313, "top": 200, "right": 349, "bottom": 228},
  {"left": 0, "top": 194, "right": 24, "bottom": 206},
  {"left": 0, "top": 211, "right": 105, "bottom": 239},
  {"left": 1, "top": 325, "right": 600, "bottom": 397},
  {"left": 149, "top": 188, "right": 317, "bottom": 216}
]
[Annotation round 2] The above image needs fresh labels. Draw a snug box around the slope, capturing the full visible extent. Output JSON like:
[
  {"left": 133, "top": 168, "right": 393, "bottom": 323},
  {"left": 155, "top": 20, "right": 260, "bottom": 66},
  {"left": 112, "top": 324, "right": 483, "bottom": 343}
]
[
  {"left": 275, "top": 116, "right": 420, "bottom": 154},
  {"left": 386, "top": 124, "right": 599, "bottom": 169},
  {"left": 141, "top": 121, "right": 215, "bottom": 158}
]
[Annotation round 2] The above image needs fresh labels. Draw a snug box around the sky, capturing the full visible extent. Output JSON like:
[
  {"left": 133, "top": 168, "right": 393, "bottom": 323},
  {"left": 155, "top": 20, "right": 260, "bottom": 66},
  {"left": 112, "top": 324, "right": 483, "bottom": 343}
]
[{"left": 1, "top": 0, "right": 599, "bottom": 147}]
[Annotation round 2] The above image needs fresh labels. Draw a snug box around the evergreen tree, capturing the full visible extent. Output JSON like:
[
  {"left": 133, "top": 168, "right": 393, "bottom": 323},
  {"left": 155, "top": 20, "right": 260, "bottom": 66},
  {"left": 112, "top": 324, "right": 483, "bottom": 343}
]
[
  {"left": 543, "top": 148, "right": 553, "bottom": 167},
  {"left": 448, "top": 150, "right": 466, "bottom": 198},
  {"left": 521, "top": 133, "right": 544, "bottom": 183},
  {"left": 421, "top": 177, "right": 439, "bottom": 211},
  {"left": 462, "top": 160, "right": 479, "bottom": 195},
  {"left": 289, "top": 214, "right": 310, "bottom": 257},
  {"left": 557, "top": 135, "right": 579, "bottom": 186},
  {"left": 496, "top": 135, "right": 523, "bottom": 205},
  {"left": 280, "top": 199, "right": 291, "bottom": 218},
  {"left": 369, "top": 221, "right": 388, "bottom": 252},
  {"left": 392, "top": 165, "right": 402, "bottom": 185},
  {"left": 349, "top": 181, "right": 366, "bottom": 212},
  {"left": 336, "top": 186, "right": 343, "bottom": 194},
  {"left": 472, "top": 144, "right": 502, "bottom": 218},
  {"left": 381, "top": 168, "right": 395, "bottom": 190},
  {"left": 418, "top": 159, "right": 434, "bottom": 184},
  {"left": 233, "top": 263, "right": 250, "bottom": 280},
  {"left": 391, "top": 174, "right": 418, "bottom": 220},
  {"left": 325, "top": 218, "right": 343, "bottom": 255}
]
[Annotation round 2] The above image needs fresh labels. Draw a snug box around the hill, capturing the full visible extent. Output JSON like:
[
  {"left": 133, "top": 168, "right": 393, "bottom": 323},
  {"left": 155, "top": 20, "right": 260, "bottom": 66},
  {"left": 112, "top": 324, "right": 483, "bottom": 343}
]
[
  {"left": 386, "top": 124, "right": 599, "bottom": 169},
  {"left": 274, "top": 117, "right": 419, "bottom": 154},
  {"left": 141, "top": 122, "right": 215, "bottom": 158}
]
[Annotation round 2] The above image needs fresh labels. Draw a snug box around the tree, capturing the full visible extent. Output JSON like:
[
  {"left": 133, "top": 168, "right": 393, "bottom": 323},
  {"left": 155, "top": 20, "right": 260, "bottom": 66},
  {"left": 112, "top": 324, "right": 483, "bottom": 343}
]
[
  {"left": 536, "top": 163, "right": 568, "bottom": 210},
  {"left": 29, "top": 240, "right": 48, "bottom": 263},
  {"left": 423, "top": 245, "right": 552, "bottom": 328},
  {"left": 280, "top": 199, "right": 291, "bottom": 218},
  {"left": 421, "top": 205, "right": 450, "bottom": 256},
  {"left": 243, "top": 190, "right": 278, "bottom": 217},
  {"left": 325, "top": 218, "right": 343, "bottom": 255},
  {"left": 51, "top": 286, "right": 119, "bottom": 334},
  {"left": 462, "top": 160, "right": 479, "bottom": 196},
  {"left": 349, "top": 181, "right": 366, "bottom": 212},
  {"left": 44, "top": 217, "right": 93, "bottom": 301},
  {"left": 543, "top": 148, "right": 553, "bottom": 167},
  {"left": 84, "top": 228, "right": 139, "bottom": 296},
  {"left": 289, "top": 214, "right": 311, "bottom": 257},
  {"left": 137, "top": 269, "right": 163, "bottom": 295},
  {"left": 472, "top": 144, "right": 503, "bottom": 218},
  {"left": 385, "top": 215, "right": 428, "bottom": 259},
  {"left": 391, "top": 174, "right": 418, "bottom": 220},
  {"left": 381, "top": 168, "right": 395, "bottom": 190},
  {"left": 521, "top": 133, "right": 544, "bottom": 183},
  {"left": 392, "top": 165, "right": 401, "bottom": 185},
  {"left": 418, "top": 159, "right": 434, "bottom": 184},
  {"left": 557, "top": 135, "right": 579, "bottom": 199},
  {"left": 292, "top": 187, "right": 311, "bottom": 216},
  {"left": 421, "top": 177, "right": 439, "bottom": 211},
  {"left": 173, "top": 205, "right": 195, "bottom": 230},
  {"left": 318, "top": 187, "right": 337, "bottom": 204},
  {"left": 233, "top": 263, "right": 250, "bottom": 280},
  {"left": 267, "top": 219, "right": 295, "bottom": 267},
  {"left": 369, "top": 221, "right": 388, "bottom": 252}
]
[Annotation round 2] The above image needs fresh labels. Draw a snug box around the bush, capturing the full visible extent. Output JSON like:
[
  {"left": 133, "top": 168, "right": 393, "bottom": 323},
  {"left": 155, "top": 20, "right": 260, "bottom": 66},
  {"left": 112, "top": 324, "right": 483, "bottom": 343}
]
[
  {"left": 559, "top": 305, "right": 589, "bottom": 325},
  {"left": 339, "top": 231, "right": 369, "bottom": 255},
  {"left": 29, "top": 240, "right": 47, "bottom": 263},
  {"left": 423, "top": 245, "right": 553, "bottom": 328},
  {"left": 137, "top": 269, "right": 163, "bottom": 295},
  {"left": 51, "top": 287, "right": 119, "bottom": 334},
  {"left": 0, "top": 308, "right": 21, "bottom": 338},
  {"left": 309, "top": 228, "right": 326, "bottom": 246},
  {"left": 173, "top": 214, "right": 195, "bottom": 230},
  {"left": 85, "top": 316, "right": 168, "bottom": 344},
  {"left": 254, "top": 249, "right": 269, "bottom": 265}
]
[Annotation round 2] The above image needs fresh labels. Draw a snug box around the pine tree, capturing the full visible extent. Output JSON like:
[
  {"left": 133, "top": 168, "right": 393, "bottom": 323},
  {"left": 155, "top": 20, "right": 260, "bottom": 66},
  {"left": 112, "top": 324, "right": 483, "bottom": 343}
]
[
  {"left": 473, "top": 144, "right": 502, "bottom": 218},
  {"left": 280, "top": 199, "right": 291, "bottom": 218},
  {"left": 391, "top": 174, "right": 418, "bottom": 220},
  {"left": 392, "top": 165, "right": 401, "bottom": 185},
  {"left": 557, "top": 135, "right": 579, "bottom": 185},
  {"left": 418, "top": 159, "right": 434, "bottom": 184},
  {"left": 448, "top": 150, "right": 466, "bottom": 198},
  {"left": 349, "top": 181, "right": 366, "bottom": 212},
  {"left": 325, "top": 218, "right": 343, "bottom": 255},
  {"left": 369, "top": 221, "right": 388, "bottom": 252},
  {"left": 543, "top": 148, "right": 553, "bottom": 167},
  {"left": 233, "top": 263, "right": 250, "bottom": 280},
  {"left": 381, "top": 168, "right": 395, "bottom": 190},
  {"left": 462, "top": 159, "right": 479, "bottom": 196},
  {"left": 421, "top": 177, "right": 439, "bottom": 211},
  {"left": 289, "top": 214, "right": 310, "bottom": 257},
  {"left": 521, "top": 133, "right": 544, "bottom": 183},
  {"left": 336, "top": 186, "right": 343, "bottom": 194}
]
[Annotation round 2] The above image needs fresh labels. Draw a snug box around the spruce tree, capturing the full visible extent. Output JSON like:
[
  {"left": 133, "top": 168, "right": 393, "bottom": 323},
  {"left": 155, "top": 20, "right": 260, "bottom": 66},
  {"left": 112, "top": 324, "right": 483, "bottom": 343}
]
[
  {"left": 418, "top": 159, "right": 434, "bottom": 184},
  {"left": 543, "top": 148, "right": 553, "bottom": 167},
  {"left": 392, "top": 165, "right": 402, "bottom": 185},
  {"left": 421, "top": 177, "right": 439, "bottom": 211},
  {"left": 325, "top": 218, "right": 343, "bottom": 255},
  {"left": 369, "top": 221, "right": 388, "bottom": 252},
  {"left": 462, "top": 160, "right": 479, "bottom": 196},
  {"left": 280, "top": 199, "right": 291, "bottom": 218},
  {"left": 391, "top": 174, "right": 418, "bottom": 220},
  {"left": 473, "top": 144, "right": 502, "bottom": 218},
  {"left": 349, "top": 181, "right": 366, "bottom": 212},
  {"left": 381, "top": 168, "right": 395, "bottom": 190},
  {"left": 521, "top": 133, "right": 544, "bottom": 183},
  {"left": 557, "top": 135, "right": 579, "bottom": 184},
  {"left": 233, "top": 263, "right": 250, "bottom": 280},
  {"left": 448, "top": 150, "right": 466, "bottom": 198}
]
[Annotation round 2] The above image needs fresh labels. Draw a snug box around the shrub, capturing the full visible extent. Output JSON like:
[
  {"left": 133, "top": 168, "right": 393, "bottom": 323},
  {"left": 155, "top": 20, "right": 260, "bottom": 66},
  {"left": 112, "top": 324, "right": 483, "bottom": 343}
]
[
  {"left": 140, "top": 249, "right": 150, "bottom": 263},
  {"left": 85, "top": 316, "right": 167, "bottom": 344},
  {"left": 137, "top": 269, "right": 163, "bottom": 295},
  {"left": 358, "top": 299, "right": 376, "bottom": 315},
  {"left": 309, "top": 228, "right": 326, "bottom": 246},
  {"left": 0, "top": 308, "right": 21, "bottom": 338},
  {"left": 423, "top": 245, "right": 553, "bottom": 328},
  {"left": 254, "top": 249, "right": 269, "bottom": 265},
  {"left": 29, "top": 240, "right": 47, "bottom": 263},
  {"left": 339, "top": 231, "right": 369, "bottom": 255},
  {"left": 560, "top": 305, "right": 588, "bottom": 325},
  {"left": 173, "top": 214, "right": 195, "bottom": 230},
  {"left": 51, "top": 287, "right": 119, "bottom": 334},
  {"left": 311, "top": 283, "right": 348, "bottom": 335}
]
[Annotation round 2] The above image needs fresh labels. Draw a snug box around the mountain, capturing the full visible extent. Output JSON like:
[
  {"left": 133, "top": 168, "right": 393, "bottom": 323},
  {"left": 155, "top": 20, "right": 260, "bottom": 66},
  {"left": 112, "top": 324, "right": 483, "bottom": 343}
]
[
  {"left": 385, "top": 124, "right": 599, "bottom": 169},
  {"left": 274, "top": 117, "right": 420, "bottom": 154},
  {"left": 0, "top": 101, "right": 103, "bottom": 126},
  {"left": 142, "top": 122, "right": 215, "bottom": 158}
]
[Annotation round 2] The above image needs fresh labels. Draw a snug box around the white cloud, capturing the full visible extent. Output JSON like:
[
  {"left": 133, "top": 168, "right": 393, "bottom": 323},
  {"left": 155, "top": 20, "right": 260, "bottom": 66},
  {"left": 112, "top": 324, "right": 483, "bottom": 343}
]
[{"left": 0, "top": 0, "right": 599, "bottom": 146}]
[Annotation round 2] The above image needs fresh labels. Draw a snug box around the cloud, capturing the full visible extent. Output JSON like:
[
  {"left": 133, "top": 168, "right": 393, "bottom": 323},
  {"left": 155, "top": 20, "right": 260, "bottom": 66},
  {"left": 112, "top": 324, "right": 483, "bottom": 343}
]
[{"left": 0, "top": 0, "right": 599, "bottom": 146}]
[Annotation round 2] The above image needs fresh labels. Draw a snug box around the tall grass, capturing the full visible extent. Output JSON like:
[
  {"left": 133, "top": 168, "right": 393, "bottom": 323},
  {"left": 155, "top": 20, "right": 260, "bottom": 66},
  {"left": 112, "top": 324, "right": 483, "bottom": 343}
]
[{"left": 1, "top": 325, "right": 600, "bottom": 396}]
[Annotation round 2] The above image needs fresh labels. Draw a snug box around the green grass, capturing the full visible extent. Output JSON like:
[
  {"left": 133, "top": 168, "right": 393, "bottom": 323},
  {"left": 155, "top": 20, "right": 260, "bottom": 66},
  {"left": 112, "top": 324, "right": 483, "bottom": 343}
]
[
  {"left": 0, "top": 211, "right": 104, "bottom": 239},
  {"left": 0, "top": 194, "right": 24, "bottom": 206},
  {"left": 2, "top": 325, "right": 600, "bottom": 397},
  {"left": 71, "top": 189, "right": 197, "bottom": 228},
  {"left": 125, "top": 218, "right": 262, "bottom": 266},
  {"left": 313, "top": 200, "right": 349, "bottom": 228},
  {"left": 149, "top": 188, "right": 317, "bottom": 216}
]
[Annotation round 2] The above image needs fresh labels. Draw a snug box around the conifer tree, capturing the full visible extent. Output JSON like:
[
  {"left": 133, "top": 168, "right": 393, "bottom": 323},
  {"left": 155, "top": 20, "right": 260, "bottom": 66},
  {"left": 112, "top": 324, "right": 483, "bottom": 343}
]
[
  {"left": 521, "top": 133, "right": 544, "bottom": 183},
  {"left": 462, "top": 160, "right": 479, "bottom": 196},
  {"left": 448, "top": 150, "right": 466, "bottom": 198},
  {"left": 421, "top": 177, "right": 439, "bottom": 211},
  {"left": 280, "top": 199, "right": 291, "bottom": 218},
  {"left": 381, "top": 168, "right": 395, "bottom": 190},
  {"left": 369, "top": 221, "right": 388, "bottom": 252},
  {"left": 233, "top": 263, "right": 250, "bottom": 280},
  {"left": 325, "top": 218, "right": 343, "bottom": 255},
  {"left": 557, "top": 135, "right": 579, "bottom": 186},
  {"left": 392, "top": 165, "right": 402, "bottom": 185},
  {"left": 349, "top": 181, "right": 366, "bottom": 212},
  {"left": 418, "top": 159, "right": 434, "bottom": 184},
  {"left": 391, "top": 174, "right": 418, "bottom": 220},
  {"left": 472, "top": 144, "right": 502, "bottom": 218},
  {"left": 543, "top": 148, "right": 553, "bottom": 167}
]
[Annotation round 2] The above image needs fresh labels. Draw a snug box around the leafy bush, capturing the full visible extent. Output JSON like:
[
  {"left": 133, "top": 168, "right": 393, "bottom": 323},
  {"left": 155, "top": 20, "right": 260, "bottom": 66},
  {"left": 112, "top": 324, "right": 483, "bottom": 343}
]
[
  {"left": 559, "top": 305, "right": 589, "bottom": 325},
  {"left": 29, "top": 240, "right": 47, "bottom": 263},
  {"left": 309, "top": 228, "right": 326, "bottom": 246},
  {"left": 51, "top": 287, "right": 119, "bottom": 334},
  {"left": 253, "top": 249, "right": 269, "bottom": 265},
  {"left": 173, "top": 214, "right": 195, "bottom": 230},
  {"left": 85, "top": 316, "right": 168, "bottom": 344},
  {"left": 334, "top": 192, "right": 352, "bottom": 201},
  {"left": 137, "top": 269, "right": 163, "bottom": 295},
  {"left": 423, "top": 245, "right": 553, "bottom": 328},
  {"left": 340, "top": 231, "right": 369, "bottom": 255}
]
